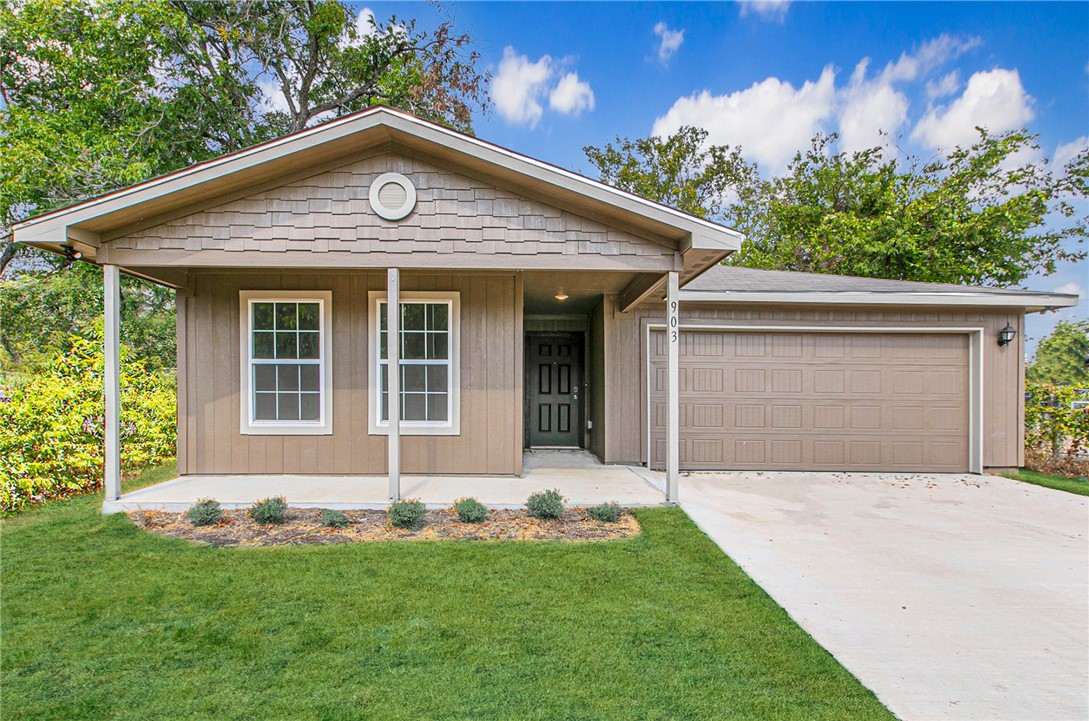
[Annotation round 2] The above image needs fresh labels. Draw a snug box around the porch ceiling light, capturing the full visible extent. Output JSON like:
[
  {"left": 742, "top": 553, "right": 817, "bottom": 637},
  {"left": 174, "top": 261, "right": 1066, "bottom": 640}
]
[
  {"left": 555, "top": 293, "right": 569, "bottom": 301},
  {"left": 63, "top": 245, "right": 83, "bottom": 261},
  {"left": 997, "top": 324, "right": 1017, "bottom": 347}
]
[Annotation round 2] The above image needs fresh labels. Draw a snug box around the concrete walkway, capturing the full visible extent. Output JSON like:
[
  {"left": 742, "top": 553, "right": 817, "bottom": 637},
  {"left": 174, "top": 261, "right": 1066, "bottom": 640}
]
[
  {"left": 674, "top": 470, "right": 1089, "bottom": 721},
  {"left": 103, "top": 462, "right": 665, "bottom": 513}
]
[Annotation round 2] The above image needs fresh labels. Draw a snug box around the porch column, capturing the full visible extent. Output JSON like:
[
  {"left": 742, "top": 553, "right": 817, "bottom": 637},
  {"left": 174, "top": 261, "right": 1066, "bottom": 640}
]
[
  {"left": 103, "top": 264, "right": 122, "bottom": 502},
  {"left": 387, "top": 267, "right": 401, "bottom": 501},
  {"left": 665, "top": 270, "right": 680, "bottom": 503}
]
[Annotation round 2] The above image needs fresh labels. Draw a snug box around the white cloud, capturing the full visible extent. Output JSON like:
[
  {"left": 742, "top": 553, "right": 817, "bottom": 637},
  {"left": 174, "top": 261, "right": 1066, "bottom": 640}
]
[
  {"left": 653, "top": 66, "right": 837, "bottom": 173},
  {"left": 653, "top": 22, "right": 685, "bottom": 62},
  {"left": 926, "top": 70, "right": 960, "bottom": 100},
  {"left": 911, "top": 68, "right": 1035, "bottom": 150},
  {"left": 549, "top": 72, "right": 595, "bottom": 116},
  {"left": 884, "top": 34, "right": 981, "bottom": 83},
  {"left": 837, "top": 58, "right": 910, "bottom": 155},
  {"left": 1054, "top": 281, "right": 1084, "bottom": 297},
  {"left": 738, "top": 0, "right": 791, "bottom": 21},
  {"left": 492, "top": 47, "right": 554, "bottom": 128},
  {"left": 1054, "top": 136, "right": 1089, "bottom": 170}
]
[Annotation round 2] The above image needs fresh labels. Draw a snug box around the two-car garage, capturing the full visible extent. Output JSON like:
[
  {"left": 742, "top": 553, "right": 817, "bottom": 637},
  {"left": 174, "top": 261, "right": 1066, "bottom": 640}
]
[{"left": 649, "top": 328, "right": 975, "bottom": 473}]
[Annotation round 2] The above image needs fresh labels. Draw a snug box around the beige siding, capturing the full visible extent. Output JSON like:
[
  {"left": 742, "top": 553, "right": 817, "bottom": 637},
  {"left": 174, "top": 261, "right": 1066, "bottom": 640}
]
[
  {"left": 110, "top": 152, "right": 674, "bottom": 265},
  {"left": 603, "top": 302, "right": 1025, "bottom": 470},
  {"left": 178, "top": 270, "right": 520, "bottom": 475}
]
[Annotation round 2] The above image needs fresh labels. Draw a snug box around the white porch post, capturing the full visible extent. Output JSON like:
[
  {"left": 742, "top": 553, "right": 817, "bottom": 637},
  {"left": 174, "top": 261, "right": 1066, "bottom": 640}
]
[
  {"left": 665, "top": 270, "right": 680, "bottom": 504},
  {"left": 103, "top": 264, "right": 122, "bottom": 502},
  {"left": 387, "top": 267, "right": 401, "bottom": 501}
]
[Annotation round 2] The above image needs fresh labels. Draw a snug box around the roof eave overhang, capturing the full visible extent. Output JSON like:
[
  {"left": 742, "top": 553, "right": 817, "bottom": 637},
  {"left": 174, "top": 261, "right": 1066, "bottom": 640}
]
[
  {"left": 11, "top": 107, "right": 745, "bottom": 257},
  {"left": 680, "top": 290, "right": 1081, "bottom": 312}
]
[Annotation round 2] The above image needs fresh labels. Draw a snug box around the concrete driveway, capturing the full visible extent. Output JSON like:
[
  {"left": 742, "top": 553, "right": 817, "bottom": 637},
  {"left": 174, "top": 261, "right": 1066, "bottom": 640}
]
[{"left": 679, "top": 471, "right": 1089, "bottom": 721}]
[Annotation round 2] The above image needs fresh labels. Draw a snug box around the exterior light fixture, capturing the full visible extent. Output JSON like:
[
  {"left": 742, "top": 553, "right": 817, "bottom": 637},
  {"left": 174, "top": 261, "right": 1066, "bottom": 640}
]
[
  {"left": 63, "top": 246, "right": 83, "bottom": 261},
  {"left": 997, "top": 324, "right": 1017, "bottom": 347},
  {"left": 555, "top": 293, "right": 569, "bottom": 301}
]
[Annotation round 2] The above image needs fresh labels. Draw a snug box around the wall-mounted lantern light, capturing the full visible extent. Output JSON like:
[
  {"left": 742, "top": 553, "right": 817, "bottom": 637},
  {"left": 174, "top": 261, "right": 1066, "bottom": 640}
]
[
  {"left": 997, "top": 324, "right": 1017, "bottom": 347},
  {"left": 63, "top": 245, "right": 83, "bottom": 262}
]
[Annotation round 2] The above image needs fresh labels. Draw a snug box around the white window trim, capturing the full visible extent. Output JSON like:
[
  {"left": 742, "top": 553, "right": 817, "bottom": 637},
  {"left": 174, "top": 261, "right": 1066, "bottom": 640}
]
[
  {"left": 239, "top": 290, "right": 333, "bottom": 435},
  {"left": 368, "top": 290, "right": 461, "bottom": 436}
]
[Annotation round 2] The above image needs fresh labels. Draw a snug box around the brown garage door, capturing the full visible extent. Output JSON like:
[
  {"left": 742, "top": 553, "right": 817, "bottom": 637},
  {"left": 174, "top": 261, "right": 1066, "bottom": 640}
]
[{"left": 649, "top": 330, "right": 970, "bottom": 472}]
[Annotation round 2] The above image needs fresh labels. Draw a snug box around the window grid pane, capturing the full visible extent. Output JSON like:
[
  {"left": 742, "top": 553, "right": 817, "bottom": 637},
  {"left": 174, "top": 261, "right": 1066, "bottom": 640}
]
[{"left": 251, "top": 300, "right": 323, "bottom": 424}]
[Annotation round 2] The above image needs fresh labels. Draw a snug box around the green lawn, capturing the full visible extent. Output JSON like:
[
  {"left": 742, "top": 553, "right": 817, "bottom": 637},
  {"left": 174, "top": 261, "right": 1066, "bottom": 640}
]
[
  {"left": 1, "top": 467, "right": 893, "bottom": 721},
  {"left": 1000, "top": 468, "right": 1089, "bottom": 496}
]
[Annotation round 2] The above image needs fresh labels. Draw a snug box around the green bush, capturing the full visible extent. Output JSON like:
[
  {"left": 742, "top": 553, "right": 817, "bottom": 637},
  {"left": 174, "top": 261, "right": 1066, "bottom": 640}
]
[
  {"left": 0, "top": 324, "right": 177, "bottom": 513},
  {"left": 388, "top": 499, "right": 427, "bottom": 530},
  {"left": 187, "top": 498, "right": 222, "bottom": 527},
  {"left": 250, "top": 496, "right": 287, "bottom": 525},
  {"left": 453, "top": 497, "right": 488, "bottom": 523},
  {"left": 526, "top": 489, "right": 565, "bottom": 519},
  {"left": 320, "top": 509, "right": 349, "bottom": 528},
  {"left": 1025, "top": 382, "right": 1089, "bottom": 475},
  {"left": 587, "top": 502, "right": 622, "bottom": 524}
]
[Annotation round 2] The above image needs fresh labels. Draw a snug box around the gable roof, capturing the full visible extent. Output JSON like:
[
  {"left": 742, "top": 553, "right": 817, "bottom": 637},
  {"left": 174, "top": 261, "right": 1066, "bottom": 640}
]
[
  {"left": 683, "top": 265, "right": 1080, "bottom": 312},
  {"left": 12, "top": 106, "right": 743, "bottom": 265}
]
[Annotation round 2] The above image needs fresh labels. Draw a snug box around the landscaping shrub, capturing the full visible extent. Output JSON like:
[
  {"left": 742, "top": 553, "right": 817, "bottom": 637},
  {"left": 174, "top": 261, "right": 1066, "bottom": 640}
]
[
  {"left": 526, "top": 489, "right": 565, "bottom": 519},
  {"left": 1025, "top": 382, "right": 1089, "bottom": 476},
  {"left": 320, "top": 509, "right": 349, "bottom": 528},
  {"left": 453, "top": 497, "right": 488, "bottom": 523},
  {"left": 587, "top": 501, "right": 622, "bottom": 524},
  {"left": 0, "top": 325, "right": 176, "bottom": 513},
  {"left": 388, "top": 499, "right": 427, "bottom": 530},
  {"left": 186, "top": 499, "right": 222, "bottom": 527},
  {"left": 250, "top": 496, "right": 288, "bottom": 525}
]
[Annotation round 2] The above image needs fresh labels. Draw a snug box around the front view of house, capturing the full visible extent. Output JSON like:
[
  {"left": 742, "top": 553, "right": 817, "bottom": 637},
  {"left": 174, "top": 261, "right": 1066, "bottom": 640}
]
[{"left": 13, "top": 107, "right": 1077, "bottom": 508}]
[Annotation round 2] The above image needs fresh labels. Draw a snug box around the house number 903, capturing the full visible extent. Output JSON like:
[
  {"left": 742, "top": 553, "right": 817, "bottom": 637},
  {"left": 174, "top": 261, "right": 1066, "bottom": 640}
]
[{"left": 669, "top": 301, "right": 678, "bottom": 342}]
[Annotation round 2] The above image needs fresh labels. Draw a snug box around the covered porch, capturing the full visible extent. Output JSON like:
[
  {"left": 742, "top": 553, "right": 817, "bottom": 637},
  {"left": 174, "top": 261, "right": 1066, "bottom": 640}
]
[{"left": 101, "top": 452, "right": 667, "bottom": 514}]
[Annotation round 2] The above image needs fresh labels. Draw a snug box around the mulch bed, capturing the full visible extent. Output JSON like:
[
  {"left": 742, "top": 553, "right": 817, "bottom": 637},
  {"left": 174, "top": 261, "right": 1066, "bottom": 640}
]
[{"left": 127, "top": 507, "right": 640, "bottom": 547}]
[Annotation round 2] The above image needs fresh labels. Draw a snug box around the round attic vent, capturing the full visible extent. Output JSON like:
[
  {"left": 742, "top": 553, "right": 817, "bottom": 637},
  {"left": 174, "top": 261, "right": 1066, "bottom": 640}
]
[{"left": 368, "top": 172, "right": 416, "bottom": 221}]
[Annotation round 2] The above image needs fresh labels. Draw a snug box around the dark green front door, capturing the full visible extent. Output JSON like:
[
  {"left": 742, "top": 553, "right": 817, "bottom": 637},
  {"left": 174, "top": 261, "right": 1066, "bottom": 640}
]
[{"left": 527, "top": 335, "right": 581, "bottom": 447}]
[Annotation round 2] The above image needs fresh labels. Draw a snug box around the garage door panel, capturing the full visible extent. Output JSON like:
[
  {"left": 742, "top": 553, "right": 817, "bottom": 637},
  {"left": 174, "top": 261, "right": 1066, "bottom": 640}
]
[{"left": 650, "top": 331, "right": 969, "bottom": 472}]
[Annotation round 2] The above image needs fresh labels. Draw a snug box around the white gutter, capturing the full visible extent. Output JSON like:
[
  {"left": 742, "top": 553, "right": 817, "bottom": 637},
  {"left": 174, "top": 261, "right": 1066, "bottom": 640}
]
[{"left": 680, "top": 290, "right": 1080, "bottom": 310}]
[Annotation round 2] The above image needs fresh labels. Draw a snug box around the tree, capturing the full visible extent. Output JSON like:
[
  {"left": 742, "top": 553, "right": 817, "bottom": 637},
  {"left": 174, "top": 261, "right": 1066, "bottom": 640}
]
[
  {"left": 584, "top": 128, "right": 1088, "bottom": 287},
  {"left": 1028, "top": 320, "right": 1089, "bottom": 386},
  {"left": 1, "top": 0, "right": 488, "bottom": 274}
]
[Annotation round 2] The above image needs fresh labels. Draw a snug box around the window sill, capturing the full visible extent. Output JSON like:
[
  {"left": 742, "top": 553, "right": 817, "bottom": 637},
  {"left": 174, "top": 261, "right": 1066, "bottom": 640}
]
[
  {"left": 369, "top": 423, "right": 460, "bottom": 437},
  {"left": 241, "top": 423, "right": 333, "bottom": 436}
]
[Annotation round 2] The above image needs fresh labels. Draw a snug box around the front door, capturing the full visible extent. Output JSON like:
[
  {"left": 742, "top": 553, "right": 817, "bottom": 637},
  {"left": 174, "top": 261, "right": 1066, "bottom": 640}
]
[{"left": 527, "top": 334, "right": 581, "bottom": 447}]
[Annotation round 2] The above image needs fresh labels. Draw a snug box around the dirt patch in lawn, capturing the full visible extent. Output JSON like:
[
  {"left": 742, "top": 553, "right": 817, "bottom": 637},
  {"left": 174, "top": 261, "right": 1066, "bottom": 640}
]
[{"left": 127, "top": 507, "right": 640, "bottom": 547}]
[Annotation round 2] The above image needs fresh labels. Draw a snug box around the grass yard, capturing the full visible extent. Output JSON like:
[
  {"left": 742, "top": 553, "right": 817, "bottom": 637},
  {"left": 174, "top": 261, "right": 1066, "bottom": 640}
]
[
  {"left": 1000, "top": 468, "right": 1089, "bottom": 496},
  {"left": 1, "top": 467, "right": 893, "bottom": 721}
]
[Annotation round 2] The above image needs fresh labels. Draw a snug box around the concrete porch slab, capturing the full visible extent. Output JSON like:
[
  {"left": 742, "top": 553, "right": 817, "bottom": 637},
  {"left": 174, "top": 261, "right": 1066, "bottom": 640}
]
[{"left": 102, "top": 464, "right": 666, "bottom": 513}]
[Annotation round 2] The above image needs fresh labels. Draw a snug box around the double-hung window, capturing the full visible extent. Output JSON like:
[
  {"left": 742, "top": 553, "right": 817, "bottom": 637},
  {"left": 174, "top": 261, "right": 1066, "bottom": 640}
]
[
  {"left": 369, "top": 291, "right": 460, "bottom": 435},
  {"left": 240, "top": 291, "right": 333, "bottom": 435}
]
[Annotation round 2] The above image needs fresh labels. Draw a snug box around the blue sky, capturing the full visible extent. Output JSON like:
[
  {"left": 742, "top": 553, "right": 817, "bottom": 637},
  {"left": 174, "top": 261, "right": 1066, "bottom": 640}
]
[{"left": 363, "top": 1, "right": 1088, "bottom": 351}]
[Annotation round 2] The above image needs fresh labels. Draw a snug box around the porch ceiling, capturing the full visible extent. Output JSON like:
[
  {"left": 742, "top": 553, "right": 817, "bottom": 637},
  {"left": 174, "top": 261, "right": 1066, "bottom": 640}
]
[{"left": 523, "top": 270, "right": 634, "bottom": 314}]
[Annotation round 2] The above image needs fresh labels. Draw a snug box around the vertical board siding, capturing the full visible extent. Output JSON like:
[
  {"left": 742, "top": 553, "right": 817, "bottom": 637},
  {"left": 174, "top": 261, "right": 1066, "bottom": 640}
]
[
  {"left": 601, "top": 303, "right": 1025, "bottom": 470},
  {"left": 179, "top": 270, "right": 518, "bottom": 475}
]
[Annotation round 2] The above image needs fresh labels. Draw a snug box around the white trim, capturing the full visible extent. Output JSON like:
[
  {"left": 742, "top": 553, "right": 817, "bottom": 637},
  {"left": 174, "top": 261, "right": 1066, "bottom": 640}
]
[
  {"left": 665, "top": 271, "right": 680, "bottom": 503},
  {"left": 387, "top": 269, "right": 401, "bottom": 501},
  {"left": 103, "top": 265, "right": 121, "bottom": 501},
  {"left": 238, "top": 291, "right": 333, "bottom": 435},
  {"left": 680, "top": 289, "right": 1079, "bottom": 310},
  {"left": 12, "top": 107, "right": 744, "bottom": 252},
  {"left": 368, "top": 172, "right": 417, "bottom": 221},
  {"left": 368, "top": 290, "right": 461, "bottom": 436},
  {"left": 643, "top": 323, "right": 985, "bottom": 475}
]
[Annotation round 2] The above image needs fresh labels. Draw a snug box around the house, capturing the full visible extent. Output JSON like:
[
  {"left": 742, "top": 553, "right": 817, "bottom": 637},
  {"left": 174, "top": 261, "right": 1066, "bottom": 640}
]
[{"left": 12, "top": 107, "right": 1078, "bottom": 510}]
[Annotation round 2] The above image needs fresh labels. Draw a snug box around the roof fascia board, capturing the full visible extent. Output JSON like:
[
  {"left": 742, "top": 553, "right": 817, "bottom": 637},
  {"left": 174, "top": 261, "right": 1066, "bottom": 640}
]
[
  {"left": 681, "top": 289, "right": 1080, "bottom": 310},
  {"left": 14, "top": 107, "right": 745, "bottom": 252}
]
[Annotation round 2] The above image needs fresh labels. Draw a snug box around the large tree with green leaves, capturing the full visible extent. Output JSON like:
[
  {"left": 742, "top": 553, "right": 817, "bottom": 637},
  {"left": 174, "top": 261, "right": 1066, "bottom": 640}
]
[
  {"left": 0, "top": 0, "right": 488, "bottom": 273},
  {"left": 1028, "top": 320, "right": 1089, "bottom": 387},
  {"left": 585, "top": 127, "right": 1088, "bottom": 287}
]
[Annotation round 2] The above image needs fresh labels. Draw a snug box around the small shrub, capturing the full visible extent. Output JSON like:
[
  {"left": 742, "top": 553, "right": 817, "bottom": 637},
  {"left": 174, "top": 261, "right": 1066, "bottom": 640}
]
[
  {"left": 587, "top": 501, "right": 622, "bottom": 523},
  {"left": 453, "top": 497, "right": 488, "bottom": 523},
  {"left": 187, "top": 498, "right": 222, "bottom": 527},
  {"left": 250, "top": 496, "right": 287, "bottom": 525},
  {"left": 320, "top": 509, "right": 349, "bottom": 528},
  {"left": 389, "top": 499, "right": 426, "bottom": 530},
  {"left": 526, "top": 489, "right": 565, "bottom": 519}
]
